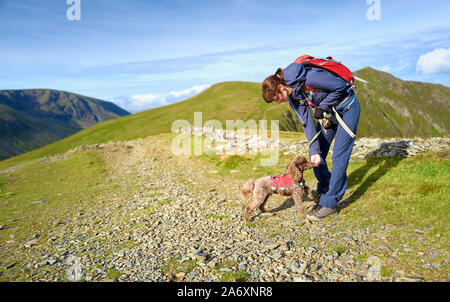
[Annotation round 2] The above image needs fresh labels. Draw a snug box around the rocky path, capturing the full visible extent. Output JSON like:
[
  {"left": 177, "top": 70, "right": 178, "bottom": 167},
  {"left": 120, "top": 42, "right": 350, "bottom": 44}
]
[{"left": 4, "top": 135, "right": 441, "bottom": 282}]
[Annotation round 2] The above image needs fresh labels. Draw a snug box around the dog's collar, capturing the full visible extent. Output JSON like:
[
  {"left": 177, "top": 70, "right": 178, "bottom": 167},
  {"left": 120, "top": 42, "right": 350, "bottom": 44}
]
[{"left": 293, "top": 178, "right": 306, "bottom": 188}]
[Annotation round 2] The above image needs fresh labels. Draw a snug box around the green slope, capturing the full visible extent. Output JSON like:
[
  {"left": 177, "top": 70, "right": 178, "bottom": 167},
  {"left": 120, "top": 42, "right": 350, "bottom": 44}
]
[
  {"left": 354, "top": 68, "right": 449, "bottom": 137},
  {"left": 1, "top": 68, "right": 449, "bottom": 169}
]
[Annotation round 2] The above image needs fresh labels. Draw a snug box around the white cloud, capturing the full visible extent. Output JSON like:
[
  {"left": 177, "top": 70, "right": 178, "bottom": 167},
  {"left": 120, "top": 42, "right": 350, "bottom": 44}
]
[
  {"left": 373, "top": 60, "right": 411, "bottom": 73},
  {"left": 168, "top": 84, "right": 210, "bottom": 98},
  {"left": 416, "top": 48, "right": 450, "bottom": 74},
  {"left": 131, "top": 92, "right": 164, "bottom": 106},
  {"left": 112, "top": 84, "right": 210, "bottom": 113}
]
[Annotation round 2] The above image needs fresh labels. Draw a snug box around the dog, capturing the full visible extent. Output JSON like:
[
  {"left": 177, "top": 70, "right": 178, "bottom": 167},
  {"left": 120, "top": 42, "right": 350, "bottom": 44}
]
[{"left": 241, "top": 155, "right": 315, "bottom": 222}]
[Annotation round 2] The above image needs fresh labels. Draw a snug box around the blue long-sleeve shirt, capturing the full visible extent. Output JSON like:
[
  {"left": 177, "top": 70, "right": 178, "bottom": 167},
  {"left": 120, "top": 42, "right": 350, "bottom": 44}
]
[{"left": 283, "top": 62, "right": 354, "bottom": 156}]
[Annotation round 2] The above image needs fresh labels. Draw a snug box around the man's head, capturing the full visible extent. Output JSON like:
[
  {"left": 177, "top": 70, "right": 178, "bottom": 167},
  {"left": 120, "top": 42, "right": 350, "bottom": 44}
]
[{"left": 262, "top": 68, "right": 292, "bottom": 104}]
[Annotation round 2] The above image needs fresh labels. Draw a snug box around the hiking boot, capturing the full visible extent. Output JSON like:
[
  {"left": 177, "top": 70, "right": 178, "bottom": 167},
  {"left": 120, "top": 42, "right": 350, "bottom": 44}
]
[{"left": 306, "top": 206, "right": 338, "bottom": 221}]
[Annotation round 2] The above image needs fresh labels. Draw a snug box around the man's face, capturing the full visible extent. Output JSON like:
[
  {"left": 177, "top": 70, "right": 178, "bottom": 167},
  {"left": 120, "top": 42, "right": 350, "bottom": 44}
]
[{"left": 274, "top": 84, "right": 290, "bottom": 104}]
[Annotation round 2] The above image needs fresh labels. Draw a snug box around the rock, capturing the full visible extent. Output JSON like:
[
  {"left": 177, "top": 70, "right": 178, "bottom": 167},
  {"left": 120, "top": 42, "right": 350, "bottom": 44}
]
[
  {"left": 260, "top": 212, "right": 275, "bottom": 217},
  {"left": 266, "top": 243, "right": 280, "bottom": 251},
  {"left": 46, "top": 258, "right": 58, "bottom": 265},
  {"left": 116, "top": 251, "right": 125, "bottom": 257},
  {"left": 293, "top": 275, "right": 313, "bottom": 282},
  {"left": 23, "top": 239, "right": 38, "bottom": 248},
  {"left": 397, "top": 276, "right": 423, "bottom": 282},
  {"left": 327, "top": 274, "right": 339, "bottom": 281},
  {"left": 60, "top": 251, "right": 70, "bottom": 257},
  {"left": 32, "top": 200, "right": 45, "bottom": 204},
  {"left": 298, "top": 261, "right": 308, "bottom": 274},
  {"left": 175, "top": 272, "right": 186, "bottom": 280},
  {"left": 183, "top": 126, "right": 450, "bottom": 159},
  {"left": 271, "top": 252, "right": 283, "bottom": 261},
  {"left": 195, "top": 252, "right": 209, "bottom": 262}
]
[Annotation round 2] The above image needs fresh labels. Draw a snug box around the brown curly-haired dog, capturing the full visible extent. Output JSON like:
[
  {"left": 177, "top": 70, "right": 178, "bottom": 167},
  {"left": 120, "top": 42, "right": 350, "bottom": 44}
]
[{"left": 241, "top": 155, "right": 315, "bottom": 222}]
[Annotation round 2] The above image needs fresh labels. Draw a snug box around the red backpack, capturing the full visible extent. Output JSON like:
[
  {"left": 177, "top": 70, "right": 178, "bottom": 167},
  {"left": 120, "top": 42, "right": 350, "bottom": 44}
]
[{"left": 294, "top": 55, "right": 355, "bottom": 91}]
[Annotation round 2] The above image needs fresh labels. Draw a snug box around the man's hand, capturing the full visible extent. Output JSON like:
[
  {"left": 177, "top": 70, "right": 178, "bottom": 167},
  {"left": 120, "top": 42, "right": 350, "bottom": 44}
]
[{"left": 311, "top": 154, "right": 321, "bottom": 167}]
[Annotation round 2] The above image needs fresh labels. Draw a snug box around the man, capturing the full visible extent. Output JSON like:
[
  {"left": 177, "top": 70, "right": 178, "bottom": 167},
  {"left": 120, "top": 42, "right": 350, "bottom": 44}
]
[{"left": 262, "top": 59, "right": 360, "bottom": 220}]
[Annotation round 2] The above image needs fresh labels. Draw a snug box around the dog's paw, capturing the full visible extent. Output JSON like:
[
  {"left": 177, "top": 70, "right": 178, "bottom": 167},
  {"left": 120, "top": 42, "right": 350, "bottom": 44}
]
[{"left": 297, "top": 213, "right": 306, "bottom": 219}]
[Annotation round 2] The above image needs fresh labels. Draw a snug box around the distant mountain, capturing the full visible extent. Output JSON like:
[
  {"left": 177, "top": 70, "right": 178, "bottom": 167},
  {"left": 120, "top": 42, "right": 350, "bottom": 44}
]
[
  {"left": 352, "top": 67, "right": 449, "bottom": 137},
  {"left": 0, "top": 89, "right": 129, "bottom": 160}
]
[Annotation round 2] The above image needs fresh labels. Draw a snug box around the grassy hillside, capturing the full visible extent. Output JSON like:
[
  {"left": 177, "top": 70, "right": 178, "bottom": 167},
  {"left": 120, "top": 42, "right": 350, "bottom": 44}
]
[
  {"left": 354, "top": 68, "right": 450, "bottom": 137},
  {"left": 0, "top": 89, "right": 130, "bottom": 160},
  {"left": 1, "top": 67, "right": 449, "bottom": 169}
]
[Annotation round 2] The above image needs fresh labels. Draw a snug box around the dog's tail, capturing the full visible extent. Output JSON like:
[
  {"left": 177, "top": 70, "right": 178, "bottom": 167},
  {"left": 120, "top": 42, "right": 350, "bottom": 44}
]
[{"left": 241, "top": 179, "right": 255, "bottom": 200}]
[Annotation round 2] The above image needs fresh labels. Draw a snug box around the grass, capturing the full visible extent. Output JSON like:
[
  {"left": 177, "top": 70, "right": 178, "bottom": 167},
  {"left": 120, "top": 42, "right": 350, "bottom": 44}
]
[
  {"left": 144, "top": 192, "right": 163, "bottom": 198},
  {"left": 220, "top": 272, "right": 250, "bottom": 282},
  {"left": 356, "top": 254, "right": 368, "bottom": 262},
  {"left": 157, "top": 198, "right": 172, "bottom": 206},
  {"left": 0, "top": 150, "right": 112, "bottom": 244},
  {"left": 106, "top": 268, "right": 122, "bottom": 279},
  {"left": 380, "top": 266, "right": 394, "bottom": 278},
  {"left": 212, "top": 260, "right": 249, "bottom": 282},
  {"left": 333, "top": 246, "right": 348, "bottom": 256},
  {"left": 160, "top": 258, "right": 199, "bottom": 275},
  {"left": 342, "top": 150, "right": 450, "bottom": 241},
  {"left": 336, "top": 150, "right": 449, "bottom": 280},
  {"left": 213, "top": 260, "right": 238, "bottom": 272}
]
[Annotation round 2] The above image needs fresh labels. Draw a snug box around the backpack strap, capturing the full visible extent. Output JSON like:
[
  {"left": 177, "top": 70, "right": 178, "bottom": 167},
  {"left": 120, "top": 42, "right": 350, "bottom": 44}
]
[{"left": 332, "top": 106, "right": 356, "bottom": 139}]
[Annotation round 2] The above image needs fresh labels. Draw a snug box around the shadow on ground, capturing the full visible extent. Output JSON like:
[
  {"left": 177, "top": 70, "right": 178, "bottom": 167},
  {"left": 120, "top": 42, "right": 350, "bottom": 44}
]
[{"left": 338, "top": 155, "right": 405, "bottom": 210}]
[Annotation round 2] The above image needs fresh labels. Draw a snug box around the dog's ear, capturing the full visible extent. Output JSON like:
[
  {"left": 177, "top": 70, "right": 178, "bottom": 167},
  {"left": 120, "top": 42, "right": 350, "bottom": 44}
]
[
  {"left": 294, "top": 156, "right": 306, "bottom": 169},
  {"left": 294, "top": 155, "right": 314, "bottom": 171},
  {"left": 286, "top": 159, "right": 302, "bottom": 182}
]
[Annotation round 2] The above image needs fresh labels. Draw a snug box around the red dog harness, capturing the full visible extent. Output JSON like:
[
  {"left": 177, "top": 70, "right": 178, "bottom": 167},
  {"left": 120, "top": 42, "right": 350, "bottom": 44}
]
[
  {"left": 270, "top": 173, "right": 306, "bottom": 191},
  {"left": 270, "top": 174, "right": 293, "bottom": 191}
]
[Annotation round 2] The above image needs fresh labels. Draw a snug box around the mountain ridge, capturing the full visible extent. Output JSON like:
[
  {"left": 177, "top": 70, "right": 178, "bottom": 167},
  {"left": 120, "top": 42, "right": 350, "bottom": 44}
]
[{"left": 0, "top": 89, "right": 130, "bottom": 160}]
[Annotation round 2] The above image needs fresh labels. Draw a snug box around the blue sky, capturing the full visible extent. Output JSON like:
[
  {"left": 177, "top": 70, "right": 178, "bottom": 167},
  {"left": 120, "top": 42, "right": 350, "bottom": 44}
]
[{"left": 1, "top": 0, "right": 449, "bottom": 112}]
